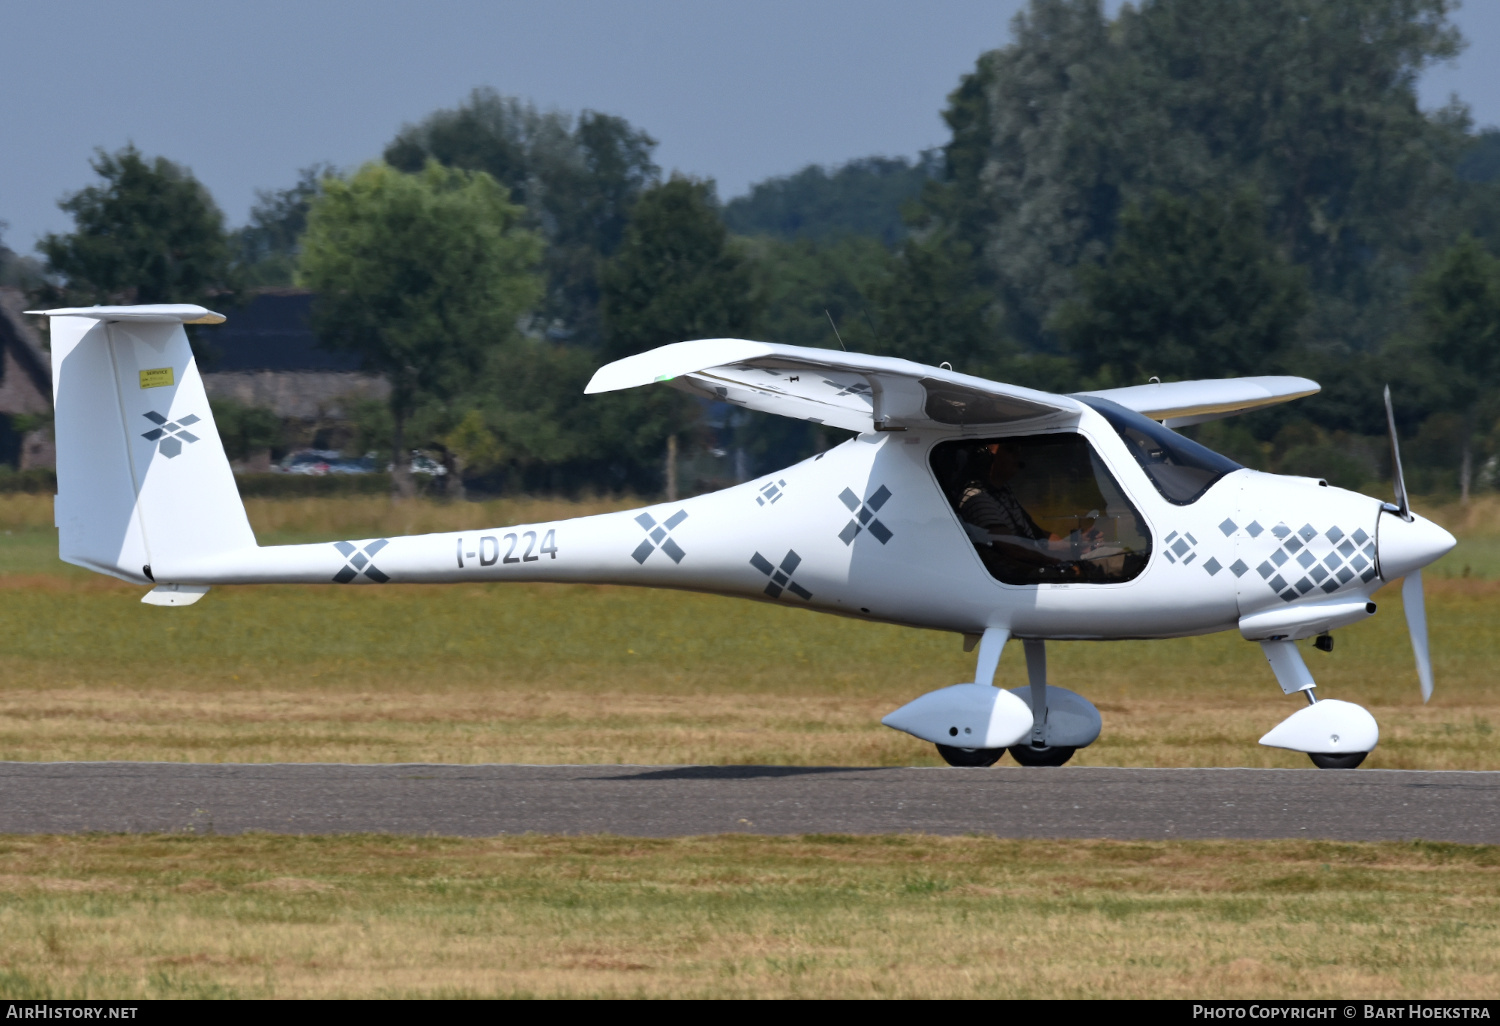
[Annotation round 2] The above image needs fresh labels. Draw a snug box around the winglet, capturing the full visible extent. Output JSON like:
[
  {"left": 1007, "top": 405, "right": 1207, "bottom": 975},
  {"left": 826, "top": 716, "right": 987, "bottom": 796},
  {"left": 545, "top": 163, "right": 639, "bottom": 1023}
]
[{"left": 585, "top": 339, "right": 774, "bottom": 393}]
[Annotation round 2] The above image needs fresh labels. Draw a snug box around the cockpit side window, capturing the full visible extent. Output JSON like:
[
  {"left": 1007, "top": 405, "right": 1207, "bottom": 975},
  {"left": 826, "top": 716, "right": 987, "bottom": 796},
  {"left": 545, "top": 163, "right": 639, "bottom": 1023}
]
[
  {"left": 1076, "top": 396, "right": 1242, "bottom": 505},
  {"left": 930, "top": 433, "right": 1152, "bottom": 586}
]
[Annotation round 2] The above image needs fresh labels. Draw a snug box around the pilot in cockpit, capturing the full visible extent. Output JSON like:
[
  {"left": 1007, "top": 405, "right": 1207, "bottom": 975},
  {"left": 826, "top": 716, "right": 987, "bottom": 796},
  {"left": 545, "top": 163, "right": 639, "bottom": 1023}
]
[{"left": 957, "top": 442, "right": 1101, "bottom": 567}]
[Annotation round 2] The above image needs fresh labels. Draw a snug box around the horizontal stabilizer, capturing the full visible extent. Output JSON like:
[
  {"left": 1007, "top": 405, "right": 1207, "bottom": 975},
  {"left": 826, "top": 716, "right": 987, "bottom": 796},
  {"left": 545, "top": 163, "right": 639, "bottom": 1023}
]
[
  {"left": 586, "top": 339, "right": 1076, "bottom": 433},
  {"left": 1078, "top": 376, "right": 1318, "bottom": 427},
  {"left": 27, "top": 304, "right": 225, "bottom": 325}
]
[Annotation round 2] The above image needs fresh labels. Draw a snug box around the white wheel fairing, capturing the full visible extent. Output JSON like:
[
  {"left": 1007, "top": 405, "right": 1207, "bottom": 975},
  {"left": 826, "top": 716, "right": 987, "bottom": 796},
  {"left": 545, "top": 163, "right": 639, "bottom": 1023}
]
[{"left": 1259, "top": 699, "right": 1379, "bottom": 755}]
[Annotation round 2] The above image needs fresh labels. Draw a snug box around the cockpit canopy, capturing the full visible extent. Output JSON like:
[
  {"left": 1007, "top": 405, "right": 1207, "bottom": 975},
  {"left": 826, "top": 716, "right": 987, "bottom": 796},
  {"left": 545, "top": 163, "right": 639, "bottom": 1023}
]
[{"left": 1077, "top": 396, "right": 1242, "bottom": 505}]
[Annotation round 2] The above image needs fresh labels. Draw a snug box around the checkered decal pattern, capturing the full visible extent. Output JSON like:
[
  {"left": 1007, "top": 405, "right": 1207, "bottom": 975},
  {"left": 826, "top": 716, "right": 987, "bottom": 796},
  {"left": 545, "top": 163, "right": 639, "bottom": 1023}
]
[
  {"left": 756, "top": 479, "right": 787, "bottom": 506},
  {"left": 141, "top": 411, "right": 201, "bottom": 459},
  {"left": 837, "top": 485, "right": 893, "bottom": 545},
  {"left": 1251, "top": 522, "right": 1378, "bottom": 602},
  {"left": 333, "top": 539, "right": 390, "bottom": 583},
  {"left": 824, "top": 379, "right": 872, "bottom": 398},
  {"left": 750, "top": 550, "right": 812, "bottom": 600},
  {"left": 1161, "top": 529, "right": 1200, "bottom": 565},
  {"left": 632, "top": 510, "right": 688, "bottom": 564},
  {"left": 1200, "top": 516, "right": 1259, "bottom": 580}
]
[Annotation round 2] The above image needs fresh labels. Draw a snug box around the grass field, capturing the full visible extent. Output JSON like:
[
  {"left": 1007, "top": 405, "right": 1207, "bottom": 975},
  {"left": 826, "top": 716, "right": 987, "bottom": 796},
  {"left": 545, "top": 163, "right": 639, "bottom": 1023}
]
[{"left": 0, "top": 834, "right": 1494, "bottom": 999}]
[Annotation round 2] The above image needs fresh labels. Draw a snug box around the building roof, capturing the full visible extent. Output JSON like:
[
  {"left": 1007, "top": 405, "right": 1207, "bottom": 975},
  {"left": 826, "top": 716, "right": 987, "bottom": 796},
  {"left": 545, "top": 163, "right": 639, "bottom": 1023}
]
[
  {"left": 201, "top": 290, "right": 365, "bottom": 373},
  {"left": 0, "top": 287, "right": 52, "bottom": 413}
]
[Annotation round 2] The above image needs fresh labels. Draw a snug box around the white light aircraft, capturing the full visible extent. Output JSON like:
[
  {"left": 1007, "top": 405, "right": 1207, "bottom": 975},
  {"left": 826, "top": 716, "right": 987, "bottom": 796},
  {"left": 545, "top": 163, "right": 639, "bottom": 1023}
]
[{"left": 31, "top": 304, "right": 1457, "bottom": 769}]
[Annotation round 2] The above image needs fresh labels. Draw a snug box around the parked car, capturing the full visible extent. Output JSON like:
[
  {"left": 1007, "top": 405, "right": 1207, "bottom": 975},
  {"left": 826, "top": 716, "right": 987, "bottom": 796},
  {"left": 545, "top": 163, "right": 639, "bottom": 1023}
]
[{"left": 279, "top": 450, "right": 381, "bottom": 476}]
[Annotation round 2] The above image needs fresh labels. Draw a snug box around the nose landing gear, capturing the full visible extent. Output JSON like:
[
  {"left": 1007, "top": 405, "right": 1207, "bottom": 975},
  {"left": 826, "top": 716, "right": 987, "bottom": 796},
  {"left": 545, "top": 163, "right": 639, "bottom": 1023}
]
[{"left": 1257, "top": 639, "right": 1379, "bottom": 768}]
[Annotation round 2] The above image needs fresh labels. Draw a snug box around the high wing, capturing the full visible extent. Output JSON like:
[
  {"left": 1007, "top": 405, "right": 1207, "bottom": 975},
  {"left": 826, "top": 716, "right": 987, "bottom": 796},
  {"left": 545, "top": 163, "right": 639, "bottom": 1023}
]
[
  {"left": 1079, "top": 376, "right": 1319, "bottom": 428},
  {"left": 585, "top": 339, "right": 1077, "bottom": 433}
]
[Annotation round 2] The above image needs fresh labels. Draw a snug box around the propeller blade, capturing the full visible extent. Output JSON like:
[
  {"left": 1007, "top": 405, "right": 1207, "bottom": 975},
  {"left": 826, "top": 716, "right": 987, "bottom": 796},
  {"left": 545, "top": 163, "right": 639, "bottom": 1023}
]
[
  {"left": 1403, "top": 570, "right": 1433, "bottom": 703},
  {"left": 1384, "top": 385, "right": 1411, "bottom": 521}
]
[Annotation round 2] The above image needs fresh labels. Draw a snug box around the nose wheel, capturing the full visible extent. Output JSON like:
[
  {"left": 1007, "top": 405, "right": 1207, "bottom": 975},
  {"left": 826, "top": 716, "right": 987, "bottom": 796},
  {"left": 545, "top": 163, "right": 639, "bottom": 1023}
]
[
  {"left": 935, "top": 744, "right": 1004, "bottom": 767},
  {"left": 1308, "top": 751, "right": 1366, "bottom": 769}
]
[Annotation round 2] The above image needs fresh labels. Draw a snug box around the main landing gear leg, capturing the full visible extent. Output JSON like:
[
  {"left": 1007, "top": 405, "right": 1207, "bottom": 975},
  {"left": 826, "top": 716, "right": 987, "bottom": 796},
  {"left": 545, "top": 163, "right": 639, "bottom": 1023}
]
[
  {"left": 934, "top": 627, "right": 1009, "bottom": 767},
  {"left": 1009, "top": 640, "right": 1077, "bottom": 767},
  {"left": 1257, "top": 639, "right": 1376, "bottom": 769}
]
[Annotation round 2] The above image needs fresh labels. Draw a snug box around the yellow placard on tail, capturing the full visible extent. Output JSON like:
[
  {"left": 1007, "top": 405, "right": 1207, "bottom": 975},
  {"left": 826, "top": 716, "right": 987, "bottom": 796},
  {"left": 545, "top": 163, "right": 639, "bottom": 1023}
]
[{"left": 139, "top": 367, "right": 175, "bottom": 389}]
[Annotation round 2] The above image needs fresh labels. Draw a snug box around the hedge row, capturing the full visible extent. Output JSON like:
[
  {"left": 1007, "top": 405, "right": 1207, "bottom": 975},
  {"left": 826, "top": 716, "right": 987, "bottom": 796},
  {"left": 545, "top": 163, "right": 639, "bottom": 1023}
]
[
  {"left": 0, "top": 469, "right": 409, "bottom": 498},
  {"left": 231, "top": 473, "right": 396, "bottom": 497},
  {"left": 0, "top": 468, "right": 57, "bottom": 494}
]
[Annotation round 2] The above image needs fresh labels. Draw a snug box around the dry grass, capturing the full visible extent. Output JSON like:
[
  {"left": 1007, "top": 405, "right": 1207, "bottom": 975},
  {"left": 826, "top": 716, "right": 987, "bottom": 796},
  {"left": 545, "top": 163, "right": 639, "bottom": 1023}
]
[
  {"left": 0, "top": 833, "right": 1491, "bottom": 999},
  {"left": 1425, "top": 494, "right": 1500, "bottom": 538}
]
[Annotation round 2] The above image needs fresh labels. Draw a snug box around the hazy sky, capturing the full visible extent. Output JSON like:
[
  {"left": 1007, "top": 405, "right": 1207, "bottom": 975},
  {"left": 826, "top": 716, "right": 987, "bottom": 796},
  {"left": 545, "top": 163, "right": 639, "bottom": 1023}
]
[{"left": 2, "top": 0, "right": 1497, "bottom": 250}]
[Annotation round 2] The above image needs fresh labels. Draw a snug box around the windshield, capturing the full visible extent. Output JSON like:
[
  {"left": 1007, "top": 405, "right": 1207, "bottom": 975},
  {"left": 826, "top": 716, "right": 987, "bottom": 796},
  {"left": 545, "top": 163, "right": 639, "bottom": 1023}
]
[{"left": 1076, "top": 396, "right": 1241, "bottom": 505}]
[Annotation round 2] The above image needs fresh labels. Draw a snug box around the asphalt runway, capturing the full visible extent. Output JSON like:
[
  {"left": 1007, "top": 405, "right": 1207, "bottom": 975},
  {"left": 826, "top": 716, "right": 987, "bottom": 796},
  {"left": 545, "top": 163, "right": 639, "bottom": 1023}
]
[{"left": 0, "top": 763, "right": 1496, "bottom": 842}]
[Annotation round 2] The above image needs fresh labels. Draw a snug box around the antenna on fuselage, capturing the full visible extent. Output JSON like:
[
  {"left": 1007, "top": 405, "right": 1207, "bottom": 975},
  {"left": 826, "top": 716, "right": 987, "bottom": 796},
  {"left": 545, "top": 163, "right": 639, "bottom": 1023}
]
[{"left": 824, "top": 309, "right": 847, "bottom": 351}]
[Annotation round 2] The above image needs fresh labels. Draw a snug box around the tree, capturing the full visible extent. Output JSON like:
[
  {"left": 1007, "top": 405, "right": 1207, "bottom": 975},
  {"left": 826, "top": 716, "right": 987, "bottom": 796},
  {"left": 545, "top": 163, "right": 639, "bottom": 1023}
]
[
  {"left": 723, "top": 154, "right": 940, "bottom": 247},
  {"left": 297, "top": 162, "right": 544, "bottom": 498},
  {"left": 599, "top": 177, "right": 760, "bottom": 488},
  {"left": 232, "top": 164, "right": 336, "bottom": 287},
  {"left": 1414, "top": 234, "right": 1500, "bottom": 501},
  {"left": 936, "top": 0, "right": 1117, "bottom": 348},
  {"left": 385, "top": 88, "right": 659, "bottom": 345},
  {"left": 601, "top": 177, "right": 758, "bottom": 362},
  {"left": 920, "top": 0, "right": 1463, "bottom": 359},
  {"left": 38, "top": 145, "right": 232, "bottom": 308},
  {"left": 0, "top": 223, "right": 44, "bottom": 291},
  {"left": 872, "top": 229, "right": 999, "bottom": 373},
  {"left": 750, "top": 235, "right": 888, "bottom": 351},
  {"left": 1052, "top": 189, "right": 1308, "bottom": 385}
]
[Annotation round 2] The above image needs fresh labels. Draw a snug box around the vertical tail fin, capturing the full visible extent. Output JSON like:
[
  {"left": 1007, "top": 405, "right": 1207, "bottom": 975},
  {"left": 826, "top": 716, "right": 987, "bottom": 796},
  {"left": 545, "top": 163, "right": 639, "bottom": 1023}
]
[{"left": 30, "top": 305, "right": 256, "bottom": 584}]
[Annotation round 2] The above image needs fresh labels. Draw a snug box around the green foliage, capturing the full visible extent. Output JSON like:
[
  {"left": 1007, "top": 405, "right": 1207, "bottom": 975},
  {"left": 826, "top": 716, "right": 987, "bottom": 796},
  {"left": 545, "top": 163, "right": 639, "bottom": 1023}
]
[
  {"left": 38, "top": 145, "right": 232, "bottom": 307},
  {"left": 231, "top": 473, "right": 393, "bottom": 498},
  {"left": 1052, "top": 189, "right": 1309, "bottom": 384},
  {"left": 1412, "top": 234, "right": 1500, "bottom": 495},
  {"left": 601, "top": 177, "right": 759, "bottom": 361},
  {"left": 0, "top": 225, "right": 44, "bottom": 291},
  {"left": 299, "top": 161, "right": 543, "bottom": 413},
  {"left": 442, "top": 410, "right": 505, "bottom": 476},
  {"left": 723, "top": 155, "right": 939, "bottom": 247},
  {"left": 750, "top": 236, "right": 888, "bottom": 351},
  {"left": 231, "top": 165, "right": 336, "bottom": 288},
  {"left": 209, "top": 399, "right": 285, "bottom": 461},
  {"left": 1415, "top": 235, "right": 1500, "bottom": 402},
  {"left": 1456, "top": 129, "right": 1500, "bottom": 184},
  {"left": 0, "top": 467, "right": 56, "bottom": 494},
  {"left": 384, "top": 88, "right": 659, "bottom": 345},
  {"left": 297, "top": 161, "right": 544, "bottom": 494},
  {"left": 594, "top": 177, "right": 762, "bottom": 487},
  {"left": 872, "top": 228, "right": 1001, "bottom": 374},
  {"left": 913, "top": 0, "right": 1464, "bottom": 362}
]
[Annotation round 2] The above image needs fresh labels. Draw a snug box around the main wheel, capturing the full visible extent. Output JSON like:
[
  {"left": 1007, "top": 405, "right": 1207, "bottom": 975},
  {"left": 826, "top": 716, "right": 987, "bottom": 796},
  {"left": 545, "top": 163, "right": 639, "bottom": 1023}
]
[
  {"left": 1008, "top": 743, "right": 1077, "bottom": 767},
  {"left": 1309, "top": 751, "right": 1366, "bottom": 769},
  {"left": 936, "top": 744, "right": 1004, "bottom": 767}
]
